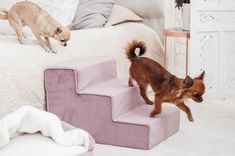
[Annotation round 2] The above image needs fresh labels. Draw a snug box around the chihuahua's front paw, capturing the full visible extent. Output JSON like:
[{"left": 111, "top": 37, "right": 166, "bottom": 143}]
[
  {"left": 188, "top": 117, "right": 194, "bottom": 122},
  {"left": 150, "top": 112, "right": 156, "bottom": 118},
  {"left": 18, "top": 39, "right": 24, "bottom": 45},
  {"left": 147, "top": 101, "right": 154, "bottom": 105},
  {"left": 128, "top": 82, "right": 134, "bottom": 87},
  {"left": 149, "top": 110, "right": 160, "bottom": 118},
  {"left": 50, "top": 47, "right": 57, "bottom": 54},
  {"left": 45, "top": 47, "right": 51, "bottom": 53}
]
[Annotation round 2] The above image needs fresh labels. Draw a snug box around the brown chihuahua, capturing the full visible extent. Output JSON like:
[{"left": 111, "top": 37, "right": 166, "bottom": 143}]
[{"left": 125, "top": 40, "right": 205, "bottom": 122}]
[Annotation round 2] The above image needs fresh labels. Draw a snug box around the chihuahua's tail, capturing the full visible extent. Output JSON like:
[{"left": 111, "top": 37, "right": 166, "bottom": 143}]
[
  {"left": 0, "top": 8, "right": 8, "bottom": 20},
  {"left": 125, "top": 40, "right": 147, "bottom": 61}
]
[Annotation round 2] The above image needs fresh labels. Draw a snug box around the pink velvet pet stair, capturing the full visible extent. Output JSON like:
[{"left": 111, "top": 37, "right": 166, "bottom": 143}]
[{"left": 45, "top": 57, "right": 180, "bottom": 150}]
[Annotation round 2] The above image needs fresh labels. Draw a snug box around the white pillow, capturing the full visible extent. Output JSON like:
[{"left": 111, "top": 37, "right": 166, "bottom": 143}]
[
  {"left": 30, "top": 0, "right": 80, "bottom": 26},
  {"left": 0, "top": 0, "right": 79, "bottom": 36},
  {"left": 105, "top": 5, "right": 143, "bottom": 26}
]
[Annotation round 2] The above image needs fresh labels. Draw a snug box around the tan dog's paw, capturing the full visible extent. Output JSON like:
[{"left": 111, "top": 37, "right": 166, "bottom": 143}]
[
  {"left": 45, "top": 47, "right": 51, "bottom": 53},
  {"left": 50, "top": 47, "right": 57, "bottom": 54},
  {"left": 45, "top": 47, "right": 57, "bottom": 53},
  {"left": 18, "top": 39, "right": 24, "bottom": 45}
]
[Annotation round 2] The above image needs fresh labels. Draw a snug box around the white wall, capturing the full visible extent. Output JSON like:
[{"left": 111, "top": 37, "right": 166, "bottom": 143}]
[{"left": 191, "top": 0, "right": 235, "bottom": 98}]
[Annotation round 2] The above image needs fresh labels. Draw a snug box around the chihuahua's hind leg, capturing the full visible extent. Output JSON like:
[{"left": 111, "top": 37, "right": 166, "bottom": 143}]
[
  {"left": 176, "top": 102, "right": 194, "bottom": 122},
  {"left": 9, "top": 20, "right": 24, "bottom": 44},
  {"left": 128, "top": 76, "right": 134, "bottom": 87},
  {"left": 150, "top": 96, "right": 162, "bottom": 117},
  {"left": 139, "top": 83, "right": 154, "bottom": 105},
  {"left": 15, "top": 28, "right": 24, "bottom": 44}
]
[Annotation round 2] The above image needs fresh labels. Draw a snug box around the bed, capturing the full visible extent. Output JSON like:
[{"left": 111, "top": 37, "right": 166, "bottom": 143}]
[
  {"left": 0, "top": 22, "right": 164, "bottom": 118},
  {"left": 0, "top": 0, "right": 165, "bottom": 155}
]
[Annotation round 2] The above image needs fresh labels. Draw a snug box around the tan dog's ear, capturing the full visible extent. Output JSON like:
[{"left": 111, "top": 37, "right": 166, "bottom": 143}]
[
  {"left": 183, "top": 76, "right": 193, "bottom": 88},
  {"left": 55, "top": 27, "right": 62, "bottom": 34},
  {"left": 196, "top": 71, "right": 205, "bottom": 80}
]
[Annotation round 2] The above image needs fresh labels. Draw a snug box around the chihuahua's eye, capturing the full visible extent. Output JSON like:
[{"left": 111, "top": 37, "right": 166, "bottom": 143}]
[{"left": 60, "top": 39, "right": 65, "bottom": 42}]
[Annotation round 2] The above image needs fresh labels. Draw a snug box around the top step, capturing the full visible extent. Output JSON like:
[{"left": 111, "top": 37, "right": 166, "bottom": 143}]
[{"left": 46, "top": 57, "right": 117, "bottom": 92}]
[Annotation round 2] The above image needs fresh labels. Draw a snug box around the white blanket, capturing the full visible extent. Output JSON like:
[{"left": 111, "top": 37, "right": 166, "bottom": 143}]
[
  {"left": 0, "top": 106, "right": 90, "bottom": 154},
  {"left": 0, "top": 23, "right": 164, "bottom": 118}
]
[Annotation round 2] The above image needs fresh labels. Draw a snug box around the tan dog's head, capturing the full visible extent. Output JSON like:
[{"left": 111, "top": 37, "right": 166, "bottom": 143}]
[
  {"left": 53, "top": 27, "right": 71, "bottom": 46},
  {"left": 180, "top": 71, "right": 206, "bottom": 103}
]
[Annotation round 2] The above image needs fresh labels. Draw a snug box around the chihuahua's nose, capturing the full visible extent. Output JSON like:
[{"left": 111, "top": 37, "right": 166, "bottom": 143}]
[
  {"left": 64, "top": 42, "right": 67, "bottom": 46},
  {"left": 198, "top": 97, "right": 203, "bottom": 103},
  {"left": 194, "top": 97, "right": 203, "bottom": 103}
]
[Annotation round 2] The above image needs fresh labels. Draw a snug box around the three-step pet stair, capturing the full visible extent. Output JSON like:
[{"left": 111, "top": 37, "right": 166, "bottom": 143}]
[{"left": 45, "top": 57, "right": 180, "bottom": 149}]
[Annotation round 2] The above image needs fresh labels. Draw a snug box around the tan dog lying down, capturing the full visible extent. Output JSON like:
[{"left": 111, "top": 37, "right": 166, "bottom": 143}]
[{"left": 0, "top": 1, "right": 70, "bottom": 53}]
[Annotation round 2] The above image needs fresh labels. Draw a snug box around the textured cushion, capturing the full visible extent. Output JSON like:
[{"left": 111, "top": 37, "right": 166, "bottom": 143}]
[
  {"left": 71, "top": 0, "right": 115, "bottom": 30},
  {"left": 106, "top": 5, "right": 143, "bottom": 26},
  {"left": 116, "top": 0, "right": 165, "bottom": 39}
]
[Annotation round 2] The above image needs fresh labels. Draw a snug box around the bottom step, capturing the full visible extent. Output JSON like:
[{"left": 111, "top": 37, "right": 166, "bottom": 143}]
[
  {"left": 49, "top": 89, "right": 180, "bottom": 149},
  {"left": 115, "top": 105, "right": 180, "bottom": 149},
  {"left": 61, "top": 101, "right": 180, "bottom": 149}
]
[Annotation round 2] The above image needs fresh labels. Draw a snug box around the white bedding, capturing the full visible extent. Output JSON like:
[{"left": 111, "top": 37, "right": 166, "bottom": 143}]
[
  {"left": 0, "top": 106, "right": 90, "bottom": 156},
  {"left": 0, "top": 23, "right": 164, "bottom": 118},
  {"left": 0, "top": 134, "right": 87, "bottom": 156}
]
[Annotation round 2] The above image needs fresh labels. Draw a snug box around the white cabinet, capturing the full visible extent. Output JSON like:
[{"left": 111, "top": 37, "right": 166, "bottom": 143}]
[{"left": 191, "top": 0, "right": 235, "bottom": 97}]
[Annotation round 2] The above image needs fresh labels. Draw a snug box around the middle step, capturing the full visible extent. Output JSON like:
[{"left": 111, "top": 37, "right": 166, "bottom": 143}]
[{"left": 80, "top": 79, "right": 145, "bottom": 118}]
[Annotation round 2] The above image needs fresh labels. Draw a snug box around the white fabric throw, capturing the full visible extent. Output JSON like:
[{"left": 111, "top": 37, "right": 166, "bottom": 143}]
[{"left": 0, "top": 106, "right": 90, "bottom": 150}]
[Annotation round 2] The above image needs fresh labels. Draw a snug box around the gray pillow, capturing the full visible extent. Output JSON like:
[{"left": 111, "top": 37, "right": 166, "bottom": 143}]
[{"left": 71, "top": 0, "right": 115, "bottom": 30}]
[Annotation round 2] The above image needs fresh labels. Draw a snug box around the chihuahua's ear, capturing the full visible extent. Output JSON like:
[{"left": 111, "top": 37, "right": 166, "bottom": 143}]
[
  {"left": 196, "top": 71, "right": 205, "bottom": 80},
  {"left": 183, "top": 76, "right": 193, "bottom": 88},
  {"left": 55, "top": 27, "right": 62, "bottom": 34}
]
